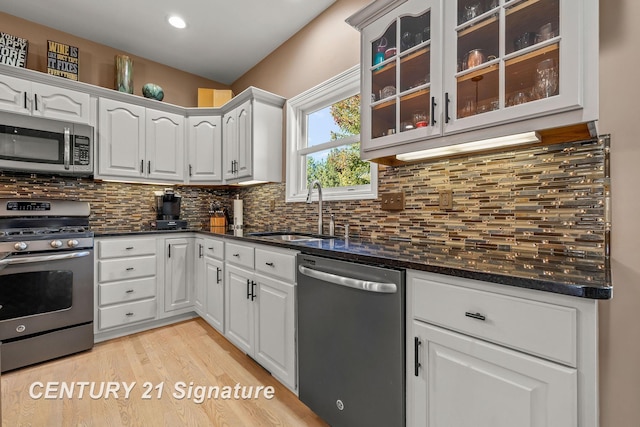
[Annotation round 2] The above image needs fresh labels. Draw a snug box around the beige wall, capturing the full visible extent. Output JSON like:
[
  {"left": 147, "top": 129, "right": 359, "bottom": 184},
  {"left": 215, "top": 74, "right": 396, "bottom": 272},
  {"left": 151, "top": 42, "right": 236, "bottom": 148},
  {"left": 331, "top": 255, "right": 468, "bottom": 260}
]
[
  {"left": 0, "top": 12, "right": 229, "bottom": 107},
  {"left": 235, "top": 0, "right": 639, "bottom": 426},
  {"left": 598, "top": 0, "right": 640, "bottom": 425},
  {"left": 231, "top": 0, "right": 370, "bottom": 98}
]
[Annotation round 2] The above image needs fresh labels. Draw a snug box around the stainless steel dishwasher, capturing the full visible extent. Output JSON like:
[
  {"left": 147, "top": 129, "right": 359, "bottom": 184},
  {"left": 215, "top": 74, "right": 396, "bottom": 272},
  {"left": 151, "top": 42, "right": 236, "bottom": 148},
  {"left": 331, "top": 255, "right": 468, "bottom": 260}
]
[{"left": 297, "top": 253, "right": 405, "bottom": 427}]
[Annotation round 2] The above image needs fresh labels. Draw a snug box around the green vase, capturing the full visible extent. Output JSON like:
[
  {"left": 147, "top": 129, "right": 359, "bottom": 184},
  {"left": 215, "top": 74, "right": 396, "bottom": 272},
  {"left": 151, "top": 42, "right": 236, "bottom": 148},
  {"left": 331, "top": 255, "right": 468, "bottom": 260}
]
[
  {"left": 142, "top": 83, "right": 164, "bottom": 101},
  {"left": 115, "top": 55, "right": 133, "bottom": 94}
]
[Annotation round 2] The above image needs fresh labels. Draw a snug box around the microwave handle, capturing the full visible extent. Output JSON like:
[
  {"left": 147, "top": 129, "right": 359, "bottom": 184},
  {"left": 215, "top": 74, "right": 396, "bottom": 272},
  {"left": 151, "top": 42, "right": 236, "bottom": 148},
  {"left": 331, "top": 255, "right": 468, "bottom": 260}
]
[{"left": 64, "top": 127, "right": 71, "bottom": 170}]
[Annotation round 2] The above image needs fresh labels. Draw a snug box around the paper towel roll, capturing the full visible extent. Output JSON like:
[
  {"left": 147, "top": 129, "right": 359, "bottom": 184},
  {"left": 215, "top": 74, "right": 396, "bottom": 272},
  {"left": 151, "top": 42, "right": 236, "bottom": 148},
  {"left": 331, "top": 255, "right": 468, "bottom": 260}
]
[{"left": 233, "top": 197, "right": 243, "bottom": 237}]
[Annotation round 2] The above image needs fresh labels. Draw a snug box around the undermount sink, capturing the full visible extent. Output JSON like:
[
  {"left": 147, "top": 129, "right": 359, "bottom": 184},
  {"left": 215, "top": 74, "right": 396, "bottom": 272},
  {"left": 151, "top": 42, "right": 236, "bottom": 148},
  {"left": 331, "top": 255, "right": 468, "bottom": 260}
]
[{"left": 248, "top": 232, "right": 333, "bottom": 242}]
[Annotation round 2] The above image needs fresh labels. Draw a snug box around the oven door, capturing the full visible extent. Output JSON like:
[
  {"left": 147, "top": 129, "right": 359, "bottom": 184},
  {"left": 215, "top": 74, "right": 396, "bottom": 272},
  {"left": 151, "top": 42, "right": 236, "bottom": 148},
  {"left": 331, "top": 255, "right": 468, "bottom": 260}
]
[{"left": 0, "top": 249, "right": 93, "bottom": 340}]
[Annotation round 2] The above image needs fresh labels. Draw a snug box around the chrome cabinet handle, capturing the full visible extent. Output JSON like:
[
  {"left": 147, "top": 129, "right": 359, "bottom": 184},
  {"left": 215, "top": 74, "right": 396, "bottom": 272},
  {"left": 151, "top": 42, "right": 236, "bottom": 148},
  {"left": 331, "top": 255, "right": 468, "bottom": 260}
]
[
  {"left": 465, "top": 312, "right": 486, "bottom": 321},
  {"left": 298, "top": 265, "right": 397, "bottom": 293}
]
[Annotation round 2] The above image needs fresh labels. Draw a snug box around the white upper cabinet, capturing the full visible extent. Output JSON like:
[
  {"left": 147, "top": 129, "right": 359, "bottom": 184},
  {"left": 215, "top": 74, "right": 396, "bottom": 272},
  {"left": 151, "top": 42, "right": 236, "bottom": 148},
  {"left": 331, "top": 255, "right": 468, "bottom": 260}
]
[
  {"left": 348, "top": 0, "right": 598, "bottom": 161},
  {"left": 223, "top": 98, "right": 254, "bottom": 181},
  {"left": 0, "top": 74, "right": 91, "bottom": 124},
  {"left": 98, "top": 98, "right": 145, "bottom": 179},
  {"left": 359, "top": 0, "right": 442, "bottom": 153},
  {"left": 97, "top": 98, "right": 185, "bottom": 182},
  {"left": 222, "top": 88, "right": 285, "bottom": 184},
  {"left": 187, "top": 115, "right": 223, "bottom": 183},
  {"left": 146, "top": 108, "right": 185, "bottom": 182}
]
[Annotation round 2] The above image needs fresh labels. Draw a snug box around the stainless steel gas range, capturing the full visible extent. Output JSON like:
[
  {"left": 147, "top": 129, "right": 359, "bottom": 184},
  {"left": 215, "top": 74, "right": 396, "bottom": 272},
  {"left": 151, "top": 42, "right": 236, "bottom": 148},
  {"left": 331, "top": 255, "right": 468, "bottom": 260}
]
[{"left": 0, "top": 199, "right": 94, "bottom": 372}]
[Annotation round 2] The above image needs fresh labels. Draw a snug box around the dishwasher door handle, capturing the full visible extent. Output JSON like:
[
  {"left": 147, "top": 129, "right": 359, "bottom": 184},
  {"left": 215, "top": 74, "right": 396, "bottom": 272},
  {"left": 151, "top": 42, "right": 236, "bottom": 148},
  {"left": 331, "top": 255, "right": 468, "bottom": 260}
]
[{"left": 298, "top": 265, "right": 397, "bottom": 293}]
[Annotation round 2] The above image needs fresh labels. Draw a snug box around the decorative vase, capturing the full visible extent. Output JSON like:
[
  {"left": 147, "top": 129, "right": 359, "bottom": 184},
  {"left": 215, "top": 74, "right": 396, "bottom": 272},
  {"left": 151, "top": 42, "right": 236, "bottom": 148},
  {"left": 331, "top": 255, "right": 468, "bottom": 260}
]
[
  {"left": 115, "top": 55, "right": 133, "bottom": 94},
  {"left": 142, "top": 83, "right": 164, "bottom": 101}
]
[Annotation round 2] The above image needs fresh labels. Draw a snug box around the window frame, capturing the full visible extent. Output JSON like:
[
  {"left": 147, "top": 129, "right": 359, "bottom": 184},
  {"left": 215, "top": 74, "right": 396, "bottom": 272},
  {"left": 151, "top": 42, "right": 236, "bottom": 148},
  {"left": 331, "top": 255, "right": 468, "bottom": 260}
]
[{"left": 285, "top": 65, "right": 378, "bottom": 203}]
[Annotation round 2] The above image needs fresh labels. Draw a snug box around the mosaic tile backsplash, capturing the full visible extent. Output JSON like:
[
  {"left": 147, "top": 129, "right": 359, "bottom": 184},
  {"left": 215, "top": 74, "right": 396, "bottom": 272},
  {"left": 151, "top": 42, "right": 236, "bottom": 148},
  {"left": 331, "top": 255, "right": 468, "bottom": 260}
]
[
  {"left": 0, "top": 137, "right": 608, "bottom": 262},
  {"left": 239, "top": 137, "right": 608, "bottom": 259},
  {"left": 0, "top": 175, "right": 233, "bottom": 232}
]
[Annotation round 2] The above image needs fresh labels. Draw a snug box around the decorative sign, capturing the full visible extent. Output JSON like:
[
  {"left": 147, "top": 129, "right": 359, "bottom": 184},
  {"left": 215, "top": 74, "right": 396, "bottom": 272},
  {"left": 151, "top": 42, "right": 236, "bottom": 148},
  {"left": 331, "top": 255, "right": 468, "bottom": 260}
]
[
  {"left": 0, "top": 32, "right": 28, "bottom": 67},
  {"left": 47, "top": 40, "right": 78, "bottom": 81}
]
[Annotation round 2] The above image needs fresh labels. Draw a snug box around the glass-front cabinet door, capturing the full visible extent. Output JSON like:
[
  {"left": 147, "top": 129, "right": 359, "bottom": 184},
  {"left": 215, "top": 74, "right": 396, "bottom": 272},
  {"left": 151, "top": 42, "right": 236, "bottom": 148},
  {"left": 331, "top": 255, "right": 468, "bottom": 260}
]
[
  {"left": 361, "top": 0, "right": 441, "bottom": 152},
  {"left": 443, "top": 0, "right": 581, "bottom": 133}
]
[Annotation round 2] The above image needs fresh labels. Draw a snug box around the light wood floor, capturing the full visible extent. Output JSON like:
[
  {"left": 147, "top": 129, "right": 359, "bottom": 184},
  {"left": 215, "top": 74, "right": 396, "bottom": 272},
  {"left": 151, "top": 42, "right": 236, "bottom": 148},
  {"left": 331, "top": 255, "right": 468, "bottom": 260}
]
[{"left": 1, "top": 318, "right": 328, "bottom": 426}]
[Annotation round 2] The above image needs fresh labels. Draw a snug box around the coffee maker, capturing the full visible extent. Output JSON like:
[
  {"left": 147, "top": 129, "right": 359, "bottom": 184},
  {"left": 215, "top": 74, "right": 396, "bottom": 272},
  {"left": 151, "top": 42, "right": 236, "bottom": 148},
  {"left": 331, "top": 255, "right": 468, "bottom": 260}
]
[{"left": 152, "top": 189, "right": 187, "bottom": 230}]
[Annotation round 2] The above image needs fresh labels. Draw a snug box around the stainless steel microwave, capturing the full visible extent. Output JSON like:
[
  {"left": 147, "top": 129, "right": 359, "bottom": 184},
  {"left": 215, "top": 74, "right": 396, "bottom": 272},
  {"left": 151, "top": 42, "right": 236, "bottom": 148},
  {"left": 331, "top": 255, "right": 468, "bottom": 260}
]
[{"left": 0, "top": 111, "right": 93, "bottom": 176}]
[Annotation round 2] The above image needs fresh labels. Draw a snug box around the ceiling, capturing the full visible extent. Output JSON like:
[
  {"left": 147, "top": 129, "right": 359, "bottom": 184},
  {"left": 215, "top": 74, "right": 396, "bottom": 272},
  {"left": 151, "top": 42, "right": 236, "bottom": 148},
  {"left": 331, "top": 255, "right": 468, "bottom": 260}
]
[{"left": 1, "top": 0, "right": 337, "bottom": 85}]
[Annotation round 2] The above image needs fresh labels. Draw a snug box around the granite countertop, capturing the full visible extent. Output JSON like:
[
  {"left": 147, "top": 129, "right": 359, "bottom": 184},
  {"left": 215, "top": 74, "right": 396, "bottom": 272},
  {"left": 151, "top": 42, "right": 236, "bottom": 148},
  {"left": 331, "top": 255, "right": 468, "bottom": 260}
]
[{"left": 94, "top": 229, "right": 612, "bottom": 299}]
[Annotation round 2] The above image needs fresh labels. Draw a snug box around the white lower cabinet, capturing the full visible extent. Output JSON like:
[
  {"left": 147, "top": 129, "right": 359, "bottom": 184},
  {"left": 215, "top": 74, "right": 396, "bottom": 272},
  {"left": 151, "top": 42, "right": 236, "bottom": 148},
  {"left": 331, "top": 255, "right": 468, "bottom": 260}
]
[
  {"left": 224, "top": 241, "right": 297, "bottom": 392},
  {"left": 406, "top": 270, "right": 598, "bottom": 427},
  {"left": 95, "top": 236, "right": 158, "bottom": 333},
  {"left": 195, "top": 237, "right": 225, "bottom": 333},
  {"left": 163, "top": 237, "right": 194, "bottom": 314},
  {"left": 412, "top": 321, "right": 576, "bottom": 427}
]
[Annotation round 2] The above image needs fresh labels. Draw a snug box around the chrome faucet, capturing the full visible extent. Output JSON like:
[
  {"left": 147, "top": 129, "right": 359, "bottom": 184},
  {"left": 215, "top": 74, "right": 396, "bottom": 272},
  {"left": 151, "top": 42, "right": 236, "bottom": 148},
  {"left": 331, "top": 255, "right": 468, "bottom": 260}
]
[{"left": 306, "top": 180, "right": 323, "bottom": 235}]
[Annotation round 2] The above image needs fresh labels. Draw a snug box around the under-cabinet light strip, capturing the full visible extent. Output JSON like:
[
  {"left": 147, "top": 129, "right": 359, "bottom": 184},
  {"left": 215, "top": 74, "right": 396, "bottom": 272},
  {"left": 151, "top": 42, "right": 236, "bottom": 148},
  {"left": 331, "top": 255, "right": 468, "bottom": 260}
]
[{"left": 395, "top": 131, "right": 541, "bottom": 162}]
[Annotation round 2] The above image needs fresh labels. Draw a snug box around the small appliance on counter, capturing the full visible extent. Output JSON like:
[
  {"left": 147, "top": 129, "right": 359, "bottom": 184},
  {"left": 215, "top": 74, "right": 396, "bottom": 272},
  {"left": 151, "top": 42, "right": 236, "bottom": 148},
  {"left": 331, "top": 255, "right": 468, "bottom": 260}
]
[{"left": 151, "top": 189, "right": 188, "bottom": 230}]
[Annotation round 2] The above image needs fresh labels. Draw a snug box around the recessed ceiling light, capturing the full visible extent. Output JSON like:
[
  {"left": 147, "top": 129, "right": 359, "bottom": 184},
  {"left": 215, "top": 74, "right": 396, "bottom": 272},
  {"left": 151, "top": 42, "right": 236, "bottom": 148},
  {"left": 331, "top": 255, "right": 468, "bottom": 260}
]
[{"left": 168, "top": 15, "right": 186, "bottom": 29}]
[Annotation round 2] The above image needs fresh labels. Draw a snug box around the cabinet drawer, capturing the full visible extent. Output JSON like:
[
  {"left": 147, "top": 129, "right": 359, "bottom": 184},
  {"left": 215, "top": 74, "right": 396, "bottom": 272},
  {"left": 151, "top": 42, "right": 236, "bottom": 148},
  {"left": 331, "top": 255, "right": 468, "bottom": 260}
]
[
  {"left": 98, "top": 256, "right": 156, "bottom": 282},
  {"left": 203, "top": 238, "right": 224, "bottom": 260},
  {"left": 225, "top": 242, "right": 254, "bottom": 269},
  {"left": 98, "top": 238, "right": 156, "bottom": 259},
  {"left": 98, "top": 277, "right": 156, "bottom": 306},
  {"left": 412, "top": 276, "right": 577, "bottom": 366},
  {"left": 255, "top": 247, "right": 296, "bottom": 282},
  {"left": 98, "top": 299, "right": 156, "bottom": 330}
]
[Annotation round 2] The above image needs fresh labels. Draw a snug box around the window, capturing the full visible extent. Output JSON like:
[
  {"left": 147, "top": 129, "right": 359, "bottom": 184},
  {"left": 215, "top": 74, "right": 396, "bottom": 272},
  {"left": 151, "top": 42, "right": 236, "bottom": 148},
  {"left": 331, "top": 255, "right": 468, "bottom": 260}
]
[{"left": 286, "top": 66, "right": 377, "bottom": 202}]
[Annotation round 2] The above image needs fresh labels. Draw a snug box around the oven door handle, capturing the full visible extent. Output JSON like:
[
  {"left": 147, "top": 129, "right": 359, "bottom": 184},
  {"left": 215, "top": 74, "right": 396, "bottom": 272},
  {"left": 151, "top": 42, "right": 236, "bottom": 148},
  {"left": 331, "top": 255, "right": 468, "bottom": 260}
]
[
  {"left": 298, "top": 265, "right": 397, "bottom": 293},
  {"left": 0, "top": 250, "right": 91, "bottom": 269},
  {"left": 64, "top": 127, "right": 71, "bottom": 170}
]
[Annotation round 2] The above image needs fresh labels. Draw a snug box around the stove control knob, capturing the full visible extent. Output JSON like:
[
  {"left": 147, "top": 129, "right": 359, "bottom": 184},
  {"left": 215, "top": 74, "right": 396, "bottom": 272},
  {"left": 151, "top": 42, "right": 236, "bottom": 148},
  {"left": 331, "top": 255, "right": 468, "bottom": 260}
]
[
  {"left": 67, "top": 239, "right": 79, "bottom": 248},
  {"left": 50, "top": 240, "right": 63, "bottom": 248},
  {"left": 14, "top": 242, "right": 28, "bottom": 251}
]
